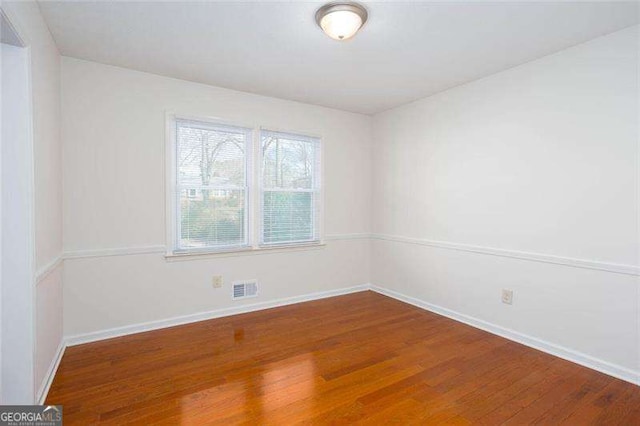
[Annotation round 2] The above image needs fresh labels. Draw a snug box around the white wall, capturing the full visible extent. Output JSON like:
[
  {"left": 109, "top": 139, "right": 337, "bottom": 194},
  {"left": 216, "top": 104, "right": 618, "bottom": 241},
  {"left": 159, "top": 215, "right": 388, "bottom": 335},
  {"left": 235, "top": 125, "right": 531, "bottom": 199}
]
[
  {"left": 61, "top": 57, "right": 372, "bottom": 336},
  {"left": 1, "top": 1, "right": 64, "bottom": 401},
  {"left": 371, "top": 26, "right": 639, "bottom": 380}
]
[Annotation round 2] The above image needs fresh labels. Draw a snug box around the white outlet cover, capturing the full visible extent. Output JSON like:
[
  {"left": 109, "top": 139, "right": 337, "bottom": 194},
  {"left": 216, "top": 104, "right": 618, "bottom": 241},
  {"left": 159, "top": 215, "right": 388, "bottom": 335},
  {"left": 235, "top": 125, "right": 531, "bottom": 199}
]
[
  {"left": 212, "top": 275, "right": 223, "bottom": 288},
  {"left": 502, "top": 289, "right": 513, "bottom": 305}
]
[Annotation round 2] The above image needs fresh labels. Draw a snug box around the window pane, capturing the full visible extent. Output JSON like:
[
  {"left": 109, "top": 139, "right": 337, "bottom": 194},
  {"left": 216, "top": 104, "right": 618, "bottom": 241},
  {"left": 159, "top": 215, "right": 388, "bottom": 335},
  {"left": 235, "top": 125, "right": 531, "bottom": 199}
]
[
  {"left": 262, "top": 133, "right": 317, "bottom": 189},
  {"left": 180, "top": 188, "right": 245, "bottom": 249},
  {"left": 263, "top": 191, "right": 314, "bottom": 244},
  {"left": 175, "top": 120, "right": 249, "bottom": 251},
  {"left": 178, "top": 123, "right": 246, "bottom": 188}
]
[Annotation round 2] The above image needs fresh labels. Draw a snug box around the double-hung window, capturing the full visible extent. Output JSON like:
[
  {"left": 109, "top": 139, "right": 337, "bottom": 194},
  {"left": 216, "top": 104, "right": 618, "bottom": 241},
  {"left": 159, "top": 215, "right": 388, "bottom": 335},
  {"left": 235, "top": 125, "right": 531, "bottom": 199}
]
[
  {"left": 169, "top": 116, "right": 321, "bottom": 255},
  {"left": 173, "top": 119, "right": 252, "bottom": 252},
  {"left": 260, "top": 131, "right": 321, "bottom": 245}
]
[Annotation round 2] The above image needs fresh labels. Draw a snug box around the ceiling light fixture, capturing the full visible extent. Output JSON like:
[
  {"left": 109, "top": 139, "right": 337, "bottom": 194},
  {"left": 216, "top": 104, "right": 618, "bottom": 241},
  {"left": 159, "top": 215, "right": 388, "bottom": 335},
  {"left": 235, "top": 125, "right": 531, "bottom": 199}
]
[{"left": 315, "top": 2, "right": 368, "bottom": 41}]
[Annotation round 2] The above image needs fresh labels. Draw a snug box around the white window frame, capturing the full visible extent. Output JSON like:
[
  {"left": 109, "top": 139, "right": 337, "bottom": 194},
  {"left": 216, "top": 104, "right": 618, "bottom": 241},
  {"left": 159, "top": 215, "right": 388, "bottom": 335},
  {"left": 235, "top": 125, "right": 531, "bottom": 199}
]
[
  {"left": 166, "top": 114, "right": 254, "bottom": 255},
  {"left": 166, "top": 114, "right": 324, "bottom": 257},
  {"left": 259, "top": 129, "right": 322, "bottom": 247}
]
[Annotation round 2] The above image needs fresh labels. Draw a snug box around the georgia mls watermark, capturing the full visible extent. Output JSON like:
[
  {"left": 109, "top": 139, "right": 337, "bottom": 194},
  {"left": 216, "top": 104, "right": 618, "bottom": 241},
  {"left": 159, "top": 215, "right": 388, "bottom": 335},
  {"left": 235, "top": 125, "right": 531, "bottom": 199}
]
[{"left": 0, "top": 405, "right": 62, "bottom": 426}]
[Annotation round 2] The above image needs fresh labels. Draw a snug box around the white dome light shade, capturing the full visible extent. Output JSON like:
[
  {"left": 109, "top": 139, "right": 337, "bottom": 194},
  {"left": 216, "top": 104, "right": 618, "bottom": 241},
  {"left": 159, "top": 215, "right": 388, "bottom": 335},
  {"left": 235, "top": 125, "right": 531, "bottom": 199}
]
[
  {"left": 316, "top": 3, "right": 368, "bottom": 41},
  {"left": 320, "top": 10, "right": 362, "bottom": 40}
]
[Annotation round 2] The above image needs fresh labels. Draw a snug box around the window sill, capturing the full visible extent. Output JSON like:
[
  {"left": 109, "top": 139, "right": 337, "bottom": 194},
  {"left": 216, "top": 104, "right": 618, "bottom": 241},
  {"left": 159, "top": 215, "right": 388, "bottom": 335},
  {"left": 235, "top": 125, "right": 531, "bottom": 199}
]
[{"left": 165, "top": 241, "right": 326, "bottom": 262}]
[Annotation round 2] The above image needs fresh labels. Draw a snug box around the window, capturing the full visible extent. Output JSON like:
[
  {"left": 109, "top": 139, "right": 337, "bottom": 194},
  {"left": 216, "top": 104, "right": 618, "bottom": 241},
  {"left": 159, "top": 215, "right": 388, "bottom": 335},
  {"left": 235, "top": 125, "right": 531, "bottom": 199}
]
[
  {"left": 260, "top": 131, "right": 321, "bottom": 245},
  {"left": 169, "top": 117, "right": 322, "bottom": 254},
  {"left": 174, "top": 119, "right": 251, "bottom": 252}
]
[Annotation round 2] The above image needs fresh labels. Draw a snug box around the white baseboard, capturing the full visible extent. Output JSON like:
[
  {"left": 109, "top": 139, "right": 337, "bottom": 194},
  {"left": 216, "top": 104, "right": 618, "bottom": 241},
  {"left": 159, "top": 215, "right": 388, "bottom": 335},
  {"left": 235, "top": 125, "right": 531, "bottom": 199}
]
[
  {"left": 370, "top": 285, "right": 639, "bottom": 386},
  {"left": 36, "top": 340, "right": 66, "bottom": 404},
  {"left": 66, "top": 284, "right": 370, "bottom": 346}
]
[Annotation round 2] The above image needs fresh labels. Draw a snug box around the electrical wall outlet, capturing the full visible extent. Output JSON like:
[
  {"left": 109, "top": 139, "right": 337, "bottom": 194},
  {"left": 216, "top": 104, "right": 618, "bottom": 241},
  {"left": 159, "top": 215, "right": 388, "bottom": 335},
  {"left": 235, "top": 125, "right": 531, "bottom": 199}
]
[
  {"left": 501, "top": 289, "right": 513, "bottom": 305},
  {"left": 212, "top": 275, "right": 223, "bottom": 288}
]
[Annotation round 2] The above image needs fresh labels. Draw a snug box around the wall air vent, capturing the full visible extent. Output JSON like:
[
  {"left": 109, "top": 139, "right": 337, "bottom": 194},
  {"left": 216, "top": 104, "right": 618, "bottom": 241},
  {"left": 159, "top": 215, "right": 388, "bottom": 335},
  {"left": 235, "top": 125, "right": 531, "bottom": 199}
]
[{"left": 232, "top": 280, "right": 258, "bottom": 300}]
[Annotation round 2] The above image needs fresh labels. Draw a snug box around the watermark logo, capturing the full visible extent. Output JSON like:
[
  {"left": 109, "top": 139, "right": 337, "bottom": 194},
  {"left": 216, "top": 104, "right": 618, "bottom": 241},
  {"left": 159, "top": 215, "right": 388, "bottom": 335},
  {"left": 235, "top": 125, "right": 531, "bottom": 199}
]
[{"left": 0, "top": 405, "right": 62, "bottom": 426}]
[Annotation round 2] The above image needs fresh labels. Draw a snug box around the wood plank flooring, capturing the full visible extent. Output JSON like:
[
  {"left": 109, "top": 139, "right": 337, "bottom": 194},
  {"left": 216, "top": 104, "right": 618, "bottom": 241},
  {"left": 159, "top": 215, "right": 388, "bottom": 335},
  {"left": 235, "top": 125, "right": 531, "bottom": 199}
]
[{"left": 46, "top": 291, "right": 640, "bottom": 424}]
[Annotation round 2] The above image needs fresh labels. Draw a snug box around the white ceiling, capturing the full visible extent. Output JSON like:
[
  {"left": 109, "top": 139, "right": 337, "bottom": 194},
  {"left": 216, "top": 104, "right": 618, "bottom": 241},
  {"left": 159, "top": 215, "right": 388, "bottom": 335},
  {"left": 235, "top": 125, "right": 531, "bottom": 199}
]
[{"left": 39, "top": 1, "right": 638, "bottom": 115}]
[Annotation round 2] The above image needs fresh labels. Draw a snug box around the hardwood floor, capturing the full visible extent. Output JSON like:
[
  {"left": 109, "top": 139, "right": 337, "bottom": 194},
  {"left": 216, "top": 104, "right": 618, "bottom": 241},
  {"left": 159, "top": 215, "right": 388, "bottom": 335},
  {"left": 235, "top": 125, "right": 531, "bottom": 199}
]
[{"left": 47, "top": 291, "right": 640, "bottom": 424}]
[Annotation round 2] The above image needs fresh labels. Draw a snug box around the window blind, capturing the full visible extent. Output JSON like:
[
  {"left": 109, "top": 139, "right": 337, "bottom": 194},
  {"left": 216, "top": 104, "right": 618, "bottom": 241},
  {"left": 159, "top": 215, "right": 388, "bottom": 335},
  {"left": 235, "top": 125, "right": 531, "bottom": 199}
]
[
  {"left": 176, "top": 119, "right": 251, "bottom": 251},
  {"left": 260, "top": 130, "right": 321, "bottom": 245}
]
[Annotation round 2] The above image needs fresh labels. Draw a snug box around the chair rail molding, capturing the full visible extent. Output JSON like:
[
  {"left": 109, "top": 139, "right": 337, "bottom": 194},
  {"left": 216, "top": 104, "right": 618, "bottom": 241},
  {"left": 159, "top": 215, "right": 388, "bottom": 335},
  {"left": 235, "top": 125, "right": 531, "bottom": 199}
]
[
  {"left": 370, "top": 233, "right": 639, "bottom": 276},
  {"left": 61, "top": 233, "right": 639, "bottom": 276}
]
